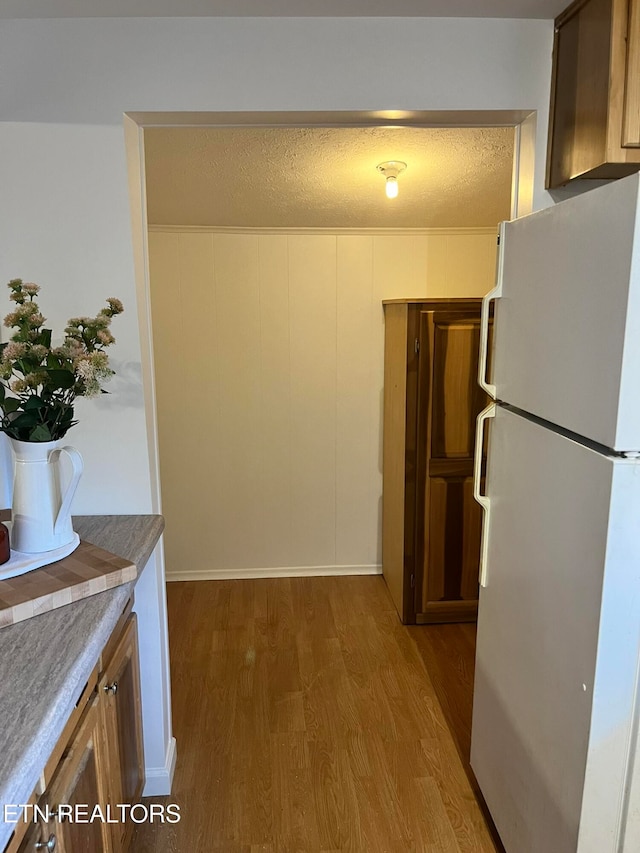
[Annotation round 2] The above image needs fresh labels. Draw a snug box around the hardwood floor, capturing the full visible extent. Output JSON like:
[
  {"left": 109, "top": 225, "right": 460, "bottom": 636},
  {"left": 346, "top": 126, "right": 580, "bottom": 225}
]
[{"left": 132, "top": 577, "right": 500, "bottom": 852}]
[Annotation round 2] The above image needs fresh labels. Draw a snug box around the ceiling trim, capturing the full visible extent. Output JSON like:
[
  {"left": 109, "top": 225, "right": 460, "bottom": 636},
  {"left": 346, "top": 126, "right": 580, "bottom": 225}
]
[
  {"left": 0, "top": 1, "right": 568, "bottom": 19},
  {"left": 147, "top": 224, "right": 499, "bottom": 236},
  {"left": 132, "top": 109, "right": 534, "bottom": 129}
]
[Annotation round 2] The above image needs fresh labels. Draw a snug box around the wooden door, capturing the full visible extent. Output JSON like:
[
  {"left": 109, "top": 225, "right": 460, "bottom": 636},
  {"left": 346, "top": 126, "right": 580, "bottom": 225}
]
[
  {"left": 42, "top": 694, "right": 112, "bottom": 853},
  {"left": 415, "top": 310, "right": 488, "bottom": 622},
  {"left": 101, "top": 615, "right": 145, "bottom": 853}
]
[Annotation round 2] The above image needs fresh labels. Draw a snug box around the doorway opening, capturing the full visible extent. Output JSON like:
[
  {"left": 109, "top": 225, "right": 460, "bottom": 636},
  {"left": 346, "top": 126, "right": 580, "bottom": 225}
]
[
  {"left": 124, "top": 110, "right": 527, "bottom": 852},
  {"left": 125, "top": 110, "right": 530, "bottom": 585}
]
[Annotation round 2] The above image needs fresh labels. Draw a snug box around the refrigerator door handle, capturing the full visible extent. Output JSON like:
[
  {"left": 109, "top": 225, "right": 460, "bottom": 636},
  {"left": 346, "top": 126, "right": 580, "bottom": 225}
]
[
  {"left": 478, "top": 221, "right": 505, "bottom": 397},
  {"left": 474, "top": 403, "right": 496, "bottom": 587}
]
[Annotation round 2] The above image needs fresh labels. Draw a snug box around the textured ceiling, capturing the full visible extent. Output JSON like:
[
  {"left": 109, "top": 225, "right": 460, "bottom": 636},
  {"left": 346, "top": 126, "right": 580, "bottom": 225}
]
[
  {"left": 0, "top": 1, "right": 568, "bottom": 19},
  {"left": 144, "top": 126, "right": 514, "bottom": 229}
]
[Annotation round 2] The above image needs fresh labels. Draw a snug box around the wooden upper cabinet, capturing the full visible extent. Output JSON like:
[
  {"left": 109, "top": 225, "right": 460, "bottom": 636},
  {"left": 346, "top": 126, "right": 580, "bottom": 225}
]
[{"left": 547, "top": 0, "right": 640, "bottom": 187}]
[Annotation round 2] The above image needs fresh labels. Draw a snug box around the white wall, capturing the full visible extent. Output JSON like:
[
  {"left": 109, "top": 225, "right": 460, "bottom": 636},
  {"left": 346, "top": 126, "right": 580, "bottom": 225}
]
[
  {"left": 0, "top": 123, "right": 152, "bottom": 512},
  {"left": 149, "top": 227, "right": 497, "bottom": 579},
  {"left": 0, "top": 16, "right": 553, "bottom": 509}
]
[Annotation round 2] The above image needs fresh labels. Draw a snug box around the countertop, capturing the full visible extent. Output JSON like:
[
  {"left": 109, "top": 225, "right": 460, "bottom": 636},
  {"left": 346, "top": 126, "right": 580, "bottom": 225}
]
[{"left": 0, "top": 514, "right": 164, "bottom": 850}]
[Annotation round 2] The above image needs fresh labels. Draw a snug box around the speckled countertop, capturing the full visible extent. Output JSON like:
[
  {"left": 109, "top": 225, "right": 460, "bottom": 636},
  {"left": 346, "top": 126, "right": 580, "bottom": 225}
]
[{"left": 0, "top": 514, "right": 164, "bottom": 851}]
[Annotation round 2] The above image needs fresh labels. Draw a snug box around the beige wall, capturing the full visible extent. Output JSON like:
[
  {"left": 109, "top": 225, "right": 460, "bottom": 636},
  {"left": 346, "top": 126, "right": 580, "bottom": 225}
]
[{"left": 148, "top": 227, "right": 497, "bottom": 579}]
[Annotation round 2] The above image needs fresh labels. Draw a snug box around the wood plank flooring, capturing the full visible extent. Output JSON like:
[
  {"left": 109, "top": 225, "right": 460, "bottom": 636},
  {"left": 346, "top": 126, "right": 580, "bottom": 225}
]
[{"left": 132, "top": 577, "right": 500, "bottom": 852}]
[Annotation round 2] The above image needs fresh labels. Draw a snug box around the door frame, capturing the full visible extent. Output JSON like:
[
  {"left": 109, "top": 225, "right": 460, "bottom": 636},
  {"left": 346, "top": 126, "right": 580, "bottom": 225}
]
[{"left": 123, "top": 107, "right": 533, "bottom": 569}]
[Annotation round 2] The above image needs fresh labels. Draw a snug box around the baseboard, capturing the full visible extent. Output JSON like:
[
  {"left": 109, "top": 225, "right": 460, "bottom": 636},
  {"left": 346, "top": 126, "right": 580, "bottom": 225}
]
[
  {"left": 166, "top": 564, "right": 382, "bottom": 582},
  {"left": 142, "top": 736, "right": 177, "bottom": 797}
]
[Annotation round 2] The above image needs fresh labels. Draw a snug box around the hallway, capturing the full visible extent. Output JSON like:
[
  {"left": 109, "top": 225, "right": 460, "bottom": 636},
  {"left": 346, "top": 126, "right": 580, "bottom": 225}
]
[{"left": 133, "top": 576, "right": 500, "bottom": 852}]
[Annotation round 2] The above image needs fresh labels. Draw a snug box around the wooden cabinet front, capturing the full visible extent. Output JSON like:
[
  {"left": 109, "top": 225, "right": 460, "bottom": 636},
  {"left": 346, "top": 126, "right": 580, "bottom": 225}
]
[
  {"left": 10, "top": 606, "right": 144, "bottom": 853},
  {"left": 46, "top": 695, "right": 112, "bottom": 853},
  {"left": 547, "top": 0, "right": 640, "bottom": 187},
  {"left": 382, "top": 299, "right": 490, "bottom": 625},
  {"left": 415, "top": 309, "right": 488, "bottom": 623},
  {"left": 100, "top": 614, "right": 145, "bottom": 853},
  {"left": 18, "top": 696, "right": 113, "bottom": 853},
  {"left": 16, "top": 817, "right": 51, "bottom": 853}
]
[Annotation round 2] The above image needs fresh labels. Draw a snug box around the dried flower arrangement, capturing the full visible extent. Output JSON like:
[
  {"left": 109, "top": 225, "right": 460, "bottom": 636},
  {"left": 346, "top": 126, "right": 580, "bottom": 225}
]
[{"left": 0, "top": 279, "right": 123, "bottom": 442}]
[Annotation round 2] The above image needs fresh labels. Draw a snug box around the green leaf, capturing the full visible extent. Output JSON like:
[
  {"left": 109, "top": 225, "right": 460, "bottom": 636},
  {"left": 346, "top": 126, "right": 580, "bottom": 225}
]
[
  {"left": 9, "top": 411, "right": 38, "bottom": 428},
  {"left": 23, "top": 396, "right": 44, "bottom": 411},
  {"left": 45, "top": 369, "right": 75, "bottom": 390},
  {"left": 2, "top": 398, "right": 21, "bottom": 414},
  {"left": 29, "top": 424, "right": 52, "bottom": 442},
  {"left": 11, "top": 408, "right": 36, "bottom": 422},
  {"left": 40, "top": 329, "right": 52, "bottom": 349}
]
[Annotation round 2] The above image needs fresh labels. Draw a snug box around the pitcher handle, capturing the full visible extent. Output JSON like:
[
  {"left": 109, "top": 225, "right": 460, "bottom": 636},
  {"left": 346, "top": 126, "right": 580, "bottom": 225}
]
[{"left": 49, "top": 446, "right": 84, "bottom": 535}]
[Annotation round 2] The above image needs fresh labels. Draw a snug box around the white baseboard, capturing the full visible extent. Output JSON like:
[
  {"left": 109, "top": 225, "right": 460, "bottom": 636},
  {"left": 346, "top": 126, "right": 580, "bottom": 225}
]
[
  {"left": 142, "top": 736, "right": 177, "bottom": 797},
  {"left": 166, "top": 564, "right": 382, "bottom": 582}
]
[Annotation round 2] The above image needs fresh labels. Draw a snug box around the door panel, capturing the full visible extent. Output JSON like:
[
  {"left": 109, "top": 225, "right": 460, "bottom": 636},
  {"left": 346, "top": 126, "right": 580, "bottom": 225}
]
[
  {"left": 471, "top": 405, "right": 640, "bottom": 852},
  {"left": 102, "top": 615, "right": 144, "bottom": 853},
  {"left": 416, "top": 309, "right": 488, "bottom": 622},
  {"left": 45, "top": 695, "right": 111, "bottom": 853},
  {"left": 431, "top": 316, "right": 484, "bottom": 459},
  {"left": 423, "top": 475, "right": 482, "bottom": 610}
]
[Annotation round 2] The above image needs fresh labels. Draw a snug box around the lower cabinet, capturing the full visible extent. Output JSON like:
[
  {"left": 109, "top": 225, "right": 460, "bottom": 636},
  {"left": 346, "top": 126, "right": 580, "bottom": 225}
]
[
  {"left": 100, "top": 615, "right": 145, "bottom": 853},
  {"left": 10, "top": 608, "right": 144, "bottom": 853},
  {"left": 40, "top": 695, "right": 111, "bottom": 853}
]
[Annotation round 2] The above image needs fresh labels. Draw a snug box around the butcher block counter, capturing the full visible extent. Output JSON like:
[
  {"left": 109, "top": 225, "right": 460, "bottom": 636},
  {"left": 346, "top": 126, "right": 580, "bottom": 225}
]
[{"left": 0, "top": 514, "right": 164, "bottom": 851}]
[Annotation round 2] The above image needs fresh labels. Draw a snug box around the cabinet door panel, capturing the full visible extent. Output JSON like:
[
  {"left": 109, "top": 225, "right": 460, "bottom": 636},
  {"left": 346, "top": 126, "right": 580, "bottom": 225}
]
[
  {"left": 547, "top": 0, "right": 640, "bottom": 186},
  {"left": 17, "top": 817, "right": 49, "bottom": 853},
  {"left": 623, "top": 0, "right": 640, "bottom": 146},
  {"left": 422, "top": 476, "right": 482, "bottom": 611},
  {"left": 382, "top": 300, "right": 486, "bottom": 625},
  {"left": 45, "top": 695, "right": 111, "bottom": 853},
  {"left": 116, "top": 651, "right": 143, "bottom": 805},
  {"left": 430, "top": 315, "right": 485, "bottom": 459},
  {"left": 416, "top": 308, "right": 487, "bottom": 623},
  {"left": 101, "top": 614, "right": 144, "bottom": 853}
]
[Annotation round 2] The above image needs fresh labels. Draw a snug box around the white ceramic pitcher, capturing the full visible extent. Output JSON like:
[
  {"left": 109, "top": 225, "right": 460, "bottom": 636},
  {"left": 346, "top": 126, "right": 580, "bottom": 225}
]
[{"left": 10, "top": 438, "right": 83, "bottom": 554}]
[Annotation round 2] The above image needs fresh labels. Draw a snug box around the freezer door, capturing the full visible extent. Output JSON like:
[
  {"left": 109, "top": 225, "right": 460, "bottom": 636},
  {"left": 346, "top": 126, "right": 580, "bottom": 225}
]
[
  {"left": 490, "top": 173, "right": 640, "bottom": 451},
  {"left": 471, "top": 406, "right": 640, "bottom": 853}
]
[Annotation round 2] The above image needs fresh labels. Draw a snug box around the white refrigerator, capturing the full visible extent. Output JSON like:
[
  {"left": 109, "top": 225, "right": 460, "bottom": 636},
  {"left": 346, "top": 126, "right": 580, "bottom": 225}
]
[{"left": 471, "top": 173, "right": 640, "bottom": 853}]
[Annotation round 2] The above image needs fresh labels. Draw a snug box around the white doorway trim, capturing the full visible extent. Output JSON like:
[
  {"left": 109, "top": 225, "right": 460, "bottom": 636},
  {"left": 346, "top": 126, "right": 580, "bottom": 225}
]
[
  {"left": 123, "top": 107, "right": 533, "bottom": 793},
  {"left": 124, "top": 107, "right": 534, "bottom": 522}
]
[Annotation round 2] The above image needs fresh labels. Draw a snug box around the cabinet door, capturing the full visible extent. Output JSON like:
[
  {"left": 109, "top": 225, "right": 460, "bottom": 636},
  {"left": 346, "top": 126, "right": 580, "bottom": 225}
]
[
  {"left": 547, "top": 0, "right": 640, "bottom": 186},
  {"left": 101, "top": 615, "right": 144, "bottom": 853},
  {"left": 16, "top": 816, "right": 51, "bottom": 853},
  {"left": 623, "top": 0, "right": 640, "bottom": 145},
  {"left": 42, "top": 695, "right": 112, "bottom": 853},
  {"left": 416, "top": 310, "right": 488, "bottom": 623}
]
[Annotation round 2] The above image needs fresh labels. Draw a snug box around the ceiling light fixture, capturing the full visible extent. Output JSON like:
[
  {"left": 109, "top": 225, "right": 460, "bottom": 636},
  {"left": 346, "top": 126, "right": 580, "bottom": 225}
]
[{"left": 377, "top": 161, "right": 407, "bottom": 199}]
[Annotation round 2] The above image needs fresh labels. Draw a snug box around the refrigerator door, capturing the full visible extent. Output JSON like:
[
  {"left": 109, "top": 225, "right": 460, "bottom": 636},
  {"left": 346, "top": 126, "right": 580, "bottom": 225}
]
[
  {"left": 471, "top": 406, "right": 640, "bottom": 853},
  {"left": 487, "top": 173, "right": 640, "bottom": 451}
]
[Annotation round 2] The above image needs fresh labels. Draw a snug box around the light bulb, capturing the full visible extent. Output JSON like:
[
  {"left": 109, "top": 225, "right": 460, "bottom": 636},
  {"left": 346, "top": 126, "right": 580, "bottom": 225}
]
[
  {"left": 386, "top": 176, "right": 398, "bottom": 199},
  {"left": 377, "top": 161, "right": 406, "bottom": 199}
]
